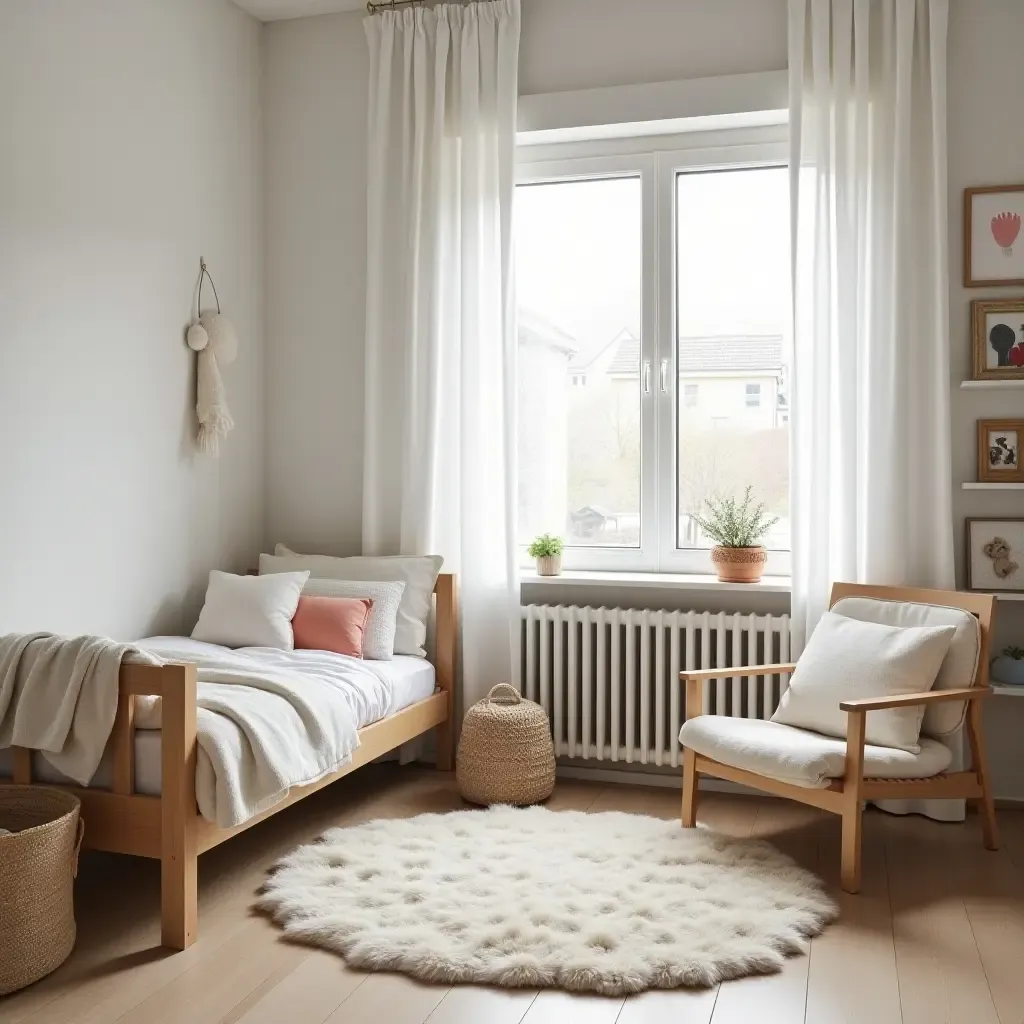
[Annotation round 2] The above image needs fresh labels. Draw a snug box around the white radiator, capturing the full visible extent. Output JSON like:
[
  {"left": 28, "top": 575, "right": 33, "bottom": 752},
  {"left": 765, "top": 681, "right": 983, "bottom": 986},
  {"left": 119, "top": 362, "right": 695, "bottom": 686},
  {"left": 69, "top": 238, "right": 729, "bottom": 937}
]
[{"left": 520, "top": 605, "right": 793, "bottom": 768}]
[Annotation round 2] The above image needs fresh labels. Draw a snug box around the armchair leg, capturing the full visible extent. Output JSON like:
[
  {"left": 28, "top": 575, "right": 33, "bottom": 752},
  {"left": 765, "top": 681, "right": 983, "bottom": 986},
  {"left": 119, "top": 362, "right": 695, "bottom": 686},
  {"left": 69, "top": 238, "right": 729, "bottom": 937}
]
[
  {"left": 840, "top": 709, "right": 866, "bottom": 894},
  {"left": 681, "top": 748, "right": 699, "bottom": 827},
  {"left": 967, "top": 699, "right": 999, "bottom": 851},
  {"left": 840, "top": 805, "right": 863, "bottom": 894}
]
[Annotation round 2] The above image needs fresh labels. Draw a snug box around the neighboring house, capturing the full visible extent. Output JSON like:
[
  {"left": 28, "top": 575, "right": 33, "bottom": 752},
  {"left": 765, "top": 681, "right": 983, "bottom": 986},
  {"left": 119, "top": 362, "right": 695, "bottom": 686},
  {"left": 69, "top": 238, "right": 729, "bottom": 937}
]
[{"left": 597, "top": 330, "right": 787, "bottom": 428}]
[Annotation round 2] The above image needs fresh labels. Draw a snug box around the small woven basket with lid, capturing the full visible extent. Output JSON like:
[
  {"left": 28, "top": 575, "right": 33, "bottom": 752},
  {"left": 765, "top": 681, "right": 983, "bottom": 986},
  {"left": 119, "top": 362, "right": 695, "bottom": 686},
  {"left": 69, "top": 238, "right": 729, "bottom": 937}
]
[
  {"left": 0, "top": 786, "right": 84, "bottom": 995},
  {"left": 457, "top": 684, "right": 555, "bottom": 806}
]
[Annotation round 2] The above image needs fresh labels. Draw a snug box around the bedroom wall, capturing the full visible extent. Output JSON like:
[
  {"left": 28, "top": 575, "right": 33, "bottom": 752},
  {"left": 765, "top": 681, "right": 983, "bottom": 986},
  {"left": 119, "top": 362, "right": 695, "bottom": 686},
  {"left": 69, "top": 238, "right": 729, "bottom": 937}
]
[
  {"left": 262, "top": 0, "right": 1024, "bottom": 797},
  {"left": 947, "top": 0, "right": 1024, "bottom": 799},
  {"left": 262, "top": 0, "right": 788, "bottom": 555},
  {"left": 0, "top": 0, "right": 264, "bottom": 638}
]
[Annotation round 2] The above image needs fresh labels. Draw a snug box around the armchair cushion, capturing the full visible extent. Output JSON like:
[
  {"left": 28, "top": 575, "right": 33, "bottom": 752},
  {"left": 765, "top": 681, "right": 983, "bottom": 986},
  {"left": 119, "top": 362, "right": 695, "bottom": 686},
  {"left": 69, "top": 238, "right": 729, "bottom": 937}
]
[
  {"left": 679, "top": 716, "right": 953, "bottom": 789},
  {"left": 771, "top": 612, "right": 955, "bottom": 752},
  {"left": 830, "top": 597, "right": 980, "bottom": 737}
]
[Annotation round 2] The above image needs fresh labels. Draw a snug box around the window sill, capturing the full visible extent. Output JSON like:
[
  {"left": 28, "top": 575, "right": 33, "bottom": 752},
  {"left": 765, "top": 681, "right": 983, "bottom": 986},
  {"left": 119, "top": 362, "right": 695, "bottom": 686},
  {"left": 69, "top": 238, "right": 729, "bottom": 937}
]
[{"left": 519, "top": 568, "right": 792, "bottom": 594}]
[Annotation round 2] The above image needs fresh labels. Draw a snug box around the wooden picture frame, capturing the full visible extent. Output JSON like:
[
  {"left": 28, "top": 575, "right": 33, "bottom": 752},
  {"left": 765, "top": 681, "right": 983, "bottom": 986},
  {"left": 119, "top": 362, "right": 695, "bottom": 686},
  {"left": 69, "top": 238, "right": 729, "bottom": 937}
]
[
  {"left": 971, "top": 298, "right": 1024, "bottom": 380},
  {"left": 977, "top": 419, "right": 1024, "bottom": 482},
  {"left": 965, "top": 184, "right": 1024, "bottom": 287},
  {"left": 966, "top": 518, "right": 1024, "bottom": 593}
]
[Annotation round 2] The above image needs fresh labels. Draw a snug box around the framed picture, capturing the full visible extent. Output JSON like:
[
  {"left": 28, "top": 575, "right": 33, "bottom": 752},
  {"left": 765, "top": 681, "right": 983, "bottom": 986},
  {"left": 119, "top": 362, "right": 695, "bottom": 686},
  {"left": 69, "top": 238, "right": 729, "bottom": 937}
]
[
  {"left": 966, "top": 518, "right": 1024, "bottom": 592},
  {"left": 971, "top": 298, "right": 1024, "bottom": 379},
  {"left": 977, "top": 419, "right": 1024, "bottom": 482},
  {"left": 965, "top": 184, "right": 1024, "bottom": 287}
]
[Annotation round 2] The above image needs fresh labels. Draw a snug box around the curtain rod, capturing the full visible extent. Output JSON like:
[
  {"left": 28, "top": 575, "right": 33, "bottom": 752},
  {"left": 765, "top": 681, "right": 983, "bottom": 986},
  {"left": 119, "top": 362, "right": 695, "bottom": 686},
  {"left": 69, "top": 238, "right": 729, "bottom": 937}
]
[{"left": 366, "top": 0, "right": 475, "bottom": 12}]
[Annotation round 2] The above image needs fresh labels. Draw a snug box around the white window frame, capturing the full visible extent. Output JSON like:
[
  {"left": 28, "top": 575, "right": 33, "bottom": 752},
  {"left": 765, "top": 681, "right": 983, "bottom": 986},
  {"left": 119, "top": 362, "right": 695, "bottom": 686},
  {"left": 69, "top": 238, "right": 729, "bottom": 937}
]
[{"left": 516, "top": 127, "right": 790, "bottom": 576}]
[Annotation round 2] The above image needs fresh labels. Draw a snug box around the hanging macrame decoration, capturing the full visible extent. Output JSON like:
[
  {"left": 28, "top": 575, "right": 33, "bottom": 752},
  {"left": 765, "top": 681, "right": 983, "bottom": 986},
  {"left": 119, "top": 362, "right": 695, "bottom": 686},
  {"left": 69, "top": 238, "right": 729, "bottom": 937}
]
[{"left": 187, "top": 258, "right": 238, "bottom": 457}]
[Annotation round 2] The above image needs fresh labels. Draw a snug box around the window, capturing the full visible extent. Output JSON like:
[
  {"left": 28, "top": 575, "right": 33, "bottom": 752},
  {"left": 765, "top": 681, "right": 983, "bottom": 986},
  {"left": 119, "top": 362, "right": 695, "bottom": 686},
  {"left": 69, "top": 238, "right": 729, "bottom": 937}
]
[{"left": 515, "top": 139, "right": 790, "bottom": 573}]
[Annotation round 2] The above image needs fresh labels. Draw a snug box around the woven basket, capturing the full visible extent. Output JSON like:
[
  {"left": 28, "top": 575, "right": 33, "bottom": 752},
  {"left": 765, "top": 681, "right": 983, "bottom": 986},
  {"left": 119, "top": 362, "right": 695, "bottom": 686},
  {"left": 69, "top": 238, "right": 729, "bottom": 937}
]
[
  {"left": 457, "top": 684, "right": 555, "bottom": 806},
  {"left": 0, "top": 786, "right": 84, "bottom": 995}
]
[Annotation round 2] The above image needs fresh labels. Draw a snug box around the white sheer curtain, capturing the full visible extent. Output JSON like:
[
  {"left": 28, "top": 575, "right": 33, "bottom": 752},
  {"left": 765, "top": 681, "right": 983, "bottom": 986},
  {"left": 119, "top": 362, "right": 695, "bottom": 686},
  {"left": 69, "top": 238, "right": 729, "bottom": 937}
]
[
  {"left": 789, "top": 0, "right": 959, "bottom": 818},
  {"left": 362, "top": 1, "right": 521, "bottom": 713}
]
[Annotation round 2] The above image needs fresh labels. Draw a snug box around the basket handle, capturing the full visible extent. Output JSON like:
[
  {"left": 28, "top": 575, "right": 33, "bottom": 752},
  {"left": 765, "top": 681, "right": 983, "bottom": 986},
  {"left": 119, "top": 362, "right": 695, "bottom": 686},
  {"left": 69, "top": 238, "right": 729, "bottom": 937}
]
[
  {"left": 71, "top": 817, "right": 85, "bottom": 879},
  {"left": 486, "top": 683, "right": 522, "bottom": 704}
]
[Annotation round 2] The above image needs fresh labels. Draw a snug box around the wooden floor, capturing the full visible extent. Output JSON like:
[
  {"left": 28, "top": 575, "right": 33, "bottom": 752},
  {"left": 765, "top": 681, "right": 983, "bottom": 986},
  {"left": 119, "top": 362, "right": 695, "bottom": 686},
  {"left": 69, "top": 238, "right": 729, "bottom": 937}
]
[{"left": 2, "top": 767, "right": 1023, "bottom": 1024}]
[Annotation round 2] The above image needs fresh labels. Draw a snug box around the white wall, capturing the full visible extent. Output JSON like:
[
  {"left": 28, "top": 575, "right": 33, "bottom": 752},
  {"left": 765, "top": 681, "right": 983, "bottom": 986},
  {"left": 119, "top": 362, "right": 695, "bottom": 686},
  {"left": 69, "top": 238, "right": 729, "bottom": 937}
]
[
  {"left": 0, "top": 0, "right": 264, "bottom": 638},
  {"left": 262, "top": 0, "right": 1024, "bottom": 797},
  {"left": 947, "top": 0, "right": 1024, "bottom": 800},
  {"left": 262, "top": 0, "right": 788, "bottom": 555}
]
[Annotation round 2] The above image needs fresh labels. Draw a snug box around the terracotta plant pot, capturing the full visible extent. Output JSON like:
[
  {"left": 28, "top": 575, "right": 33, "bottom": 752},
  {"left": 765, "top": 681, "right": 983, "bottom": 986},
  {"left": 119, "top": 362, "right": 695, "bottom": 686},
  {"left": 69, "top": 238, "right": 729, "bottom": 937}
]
[
  {"left": 710, "top": 545, "right": 767, "bottom": 583},
  {"left": 535, "top": 554, "right": 562, "bottom": 577}
]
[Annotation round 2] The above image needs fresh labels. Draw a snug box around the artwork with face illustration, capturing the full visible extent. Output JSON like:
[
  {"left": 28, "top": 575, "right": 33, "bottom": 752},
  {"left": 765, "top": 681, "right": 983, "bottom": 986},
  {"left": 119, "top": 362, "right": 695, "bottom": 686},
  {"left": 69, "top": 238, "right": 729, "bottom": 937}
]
[{"left": 972, "top": 300, "right": 1024, "bottom": 380}]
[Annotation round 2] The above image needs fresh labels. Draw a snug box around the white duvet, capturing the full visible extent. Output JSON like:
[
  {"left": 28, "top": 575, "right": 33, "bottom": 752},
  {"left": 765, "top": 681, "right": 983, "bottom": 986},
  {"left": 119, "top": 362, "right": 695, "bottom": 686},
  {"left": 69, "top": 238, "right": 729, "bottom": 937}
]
[{"left": 138, "top": 638, "right": 401, "bottom": 829}]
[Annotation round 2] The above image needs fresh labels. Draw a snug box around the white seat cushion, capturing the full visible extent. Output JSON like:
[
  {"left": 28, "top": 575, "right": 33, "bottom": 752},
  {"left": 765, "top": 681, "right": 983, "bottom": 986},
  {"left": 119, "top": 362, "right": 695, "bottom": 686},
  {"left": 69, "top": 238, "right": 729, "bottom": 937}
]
[
  {"left": 679, "top": 716, "right": 953, "bottom": 790},
  {"left": 831, "top": 597, "right": 980, "bottom": 737}
]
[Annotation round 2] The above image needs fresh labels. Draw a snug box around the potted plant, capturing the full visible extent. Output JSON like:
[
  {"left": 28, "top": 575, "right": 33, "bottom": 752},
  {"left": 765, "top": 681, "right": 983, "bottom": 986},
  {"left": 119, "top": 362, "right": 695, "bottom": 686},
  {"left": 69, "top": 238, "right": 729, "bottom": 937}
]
[
  {"left": 693, "top": 487, "right": 780, "bottom": 584},
  {"left": 992, "top": 645, "right": 1024, "bottom": 686},
  {"left": 528, "top": 534, "right": 564, "bottom": 577}
]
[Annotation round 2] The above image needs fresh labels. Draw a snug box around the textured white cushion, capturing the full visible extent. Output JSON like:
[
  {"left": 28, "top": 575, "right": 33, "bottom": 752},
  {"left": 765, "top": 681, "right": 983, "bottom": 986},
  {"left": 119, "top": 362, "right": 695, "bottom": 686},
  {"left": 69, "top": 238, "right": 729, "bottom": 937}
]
[
  {"left": 771, "top": 611, "right": 955, "bottom": 752},
  {"left": 679, "top": 716, "right": 953, "bottom": 789},
  {"left": 300, "top": 577, "right": 406, "bottom": 661},
  {"left": 830, "top": 597, "right": 980, "bottom": 737},
  {"left": 261, "top": 547, "right": 443, "bottom": 658},
  {"left": 192, "top": 570, "right": 308, "bottom": 651}
]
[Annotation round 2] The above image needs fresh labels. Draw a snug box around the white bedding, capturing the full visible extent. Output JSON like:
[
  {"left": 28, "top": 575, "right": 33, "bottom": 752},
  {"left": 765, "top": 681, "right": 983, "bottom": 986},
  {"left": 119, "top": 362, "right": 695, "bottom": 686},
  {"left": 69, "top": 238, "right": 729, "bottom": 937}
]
[{"left": 0, "top": 642, "right": 435, "bottom": 821}]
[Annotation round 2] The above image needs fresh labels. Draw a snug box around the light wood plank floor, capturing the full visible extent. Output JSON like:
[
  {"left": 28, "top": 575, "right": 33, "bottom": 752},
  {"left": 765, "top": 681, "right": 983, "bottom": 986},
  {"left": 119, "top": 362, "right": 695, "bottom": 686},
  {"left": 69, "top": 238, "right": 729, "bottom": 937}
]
[{"left": 2, "top": 766, "right": 1022, "bottom": 1024}]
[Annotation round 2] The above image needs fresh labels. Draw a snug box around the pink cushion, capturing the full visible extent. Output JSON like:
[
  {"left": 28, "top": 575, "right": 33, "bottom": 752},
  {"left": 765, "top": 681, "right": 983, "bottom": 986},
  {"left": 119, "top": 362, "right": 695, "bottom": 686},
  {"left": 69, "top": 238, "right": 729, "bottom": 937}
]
[{"left": 292, "top": 596, "right": 373, "bottom": 658}]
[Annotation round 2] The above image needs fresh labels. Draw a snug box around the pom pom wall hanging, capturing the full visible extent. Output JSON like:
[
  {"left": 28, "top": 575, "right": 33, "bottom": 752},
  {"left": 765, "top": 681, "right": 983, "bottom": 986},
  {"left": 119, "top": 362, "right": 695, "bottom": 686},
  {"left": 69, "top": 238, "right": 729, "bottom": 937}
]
[{"left": 188, "top": 258, "right": 238, "bottom": 457}]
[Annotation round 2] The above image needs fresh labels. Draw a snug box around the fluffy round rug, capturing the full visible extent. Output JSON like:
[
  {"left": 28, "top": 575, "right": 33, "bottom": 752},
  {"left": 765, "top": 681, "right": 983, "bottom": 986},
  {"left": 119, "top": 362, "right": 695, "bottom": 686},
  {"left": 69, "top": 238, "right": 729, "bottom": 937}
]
[{"left": 259, "top": 806, "right": 836, "bottom": 995}]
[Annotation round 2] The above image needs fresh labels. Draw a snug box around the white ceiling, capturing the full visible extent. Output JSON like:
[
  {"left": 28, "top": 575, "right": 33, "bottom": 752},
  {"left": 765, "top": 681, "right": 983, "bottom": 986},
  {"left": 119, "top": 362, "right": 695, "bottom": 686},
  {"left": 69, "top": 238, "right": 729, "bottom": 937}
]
[{"left": 233, "top": 0, "right": 366, "bottom": 21}]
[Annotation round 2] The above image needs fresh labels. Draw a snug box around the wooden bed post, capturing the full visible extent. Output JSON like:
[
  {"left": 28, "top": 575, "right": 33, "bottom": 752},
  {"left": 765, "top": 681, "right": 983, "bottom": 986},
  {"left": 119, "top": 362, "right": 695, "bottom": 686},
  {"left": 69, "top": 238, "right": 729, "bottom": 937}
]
[
  {"left": 160, "top": 662, "right": 199, "bottom": 950},
  {"left": 433, "top": 573, "right": 458, "bottom": 772}
]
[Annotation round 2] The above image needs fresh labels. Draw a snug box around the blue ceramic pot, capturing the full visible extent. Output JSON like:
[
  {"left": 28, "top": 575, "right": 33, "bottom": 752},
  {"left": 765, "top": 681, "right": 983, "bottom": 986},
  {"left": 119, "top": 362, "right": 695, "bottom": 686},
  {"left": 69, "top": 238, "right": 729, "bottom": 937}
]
[{"left": 991, "top": 655, "right": 1024, "bottom": 686}]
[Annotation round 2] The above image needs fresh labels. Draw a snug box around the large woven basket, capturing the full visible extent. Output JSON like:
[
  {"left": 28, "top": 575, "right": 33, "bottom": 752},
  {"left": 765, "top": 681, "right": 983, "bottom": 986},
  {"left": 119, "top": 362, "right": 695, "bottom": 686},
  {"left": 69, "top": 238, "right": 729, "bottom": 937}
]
[
  {"left": 0, "top": 786, "right": 84, "bottom": 995},
  {"left": 457, "top": 684, "right": 555, "bottom": 806}
]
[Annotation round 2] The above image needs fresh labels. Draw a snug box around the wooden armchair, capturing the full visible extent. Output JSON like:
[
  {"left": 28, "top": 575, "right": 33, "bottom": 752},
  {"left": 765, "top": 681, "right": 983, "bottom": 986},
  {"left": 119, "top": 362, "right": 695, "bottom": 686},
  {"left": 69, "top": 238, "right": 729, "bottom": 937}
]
[{"left": 679, "top": 583, "right": 998, "bottom": 894}]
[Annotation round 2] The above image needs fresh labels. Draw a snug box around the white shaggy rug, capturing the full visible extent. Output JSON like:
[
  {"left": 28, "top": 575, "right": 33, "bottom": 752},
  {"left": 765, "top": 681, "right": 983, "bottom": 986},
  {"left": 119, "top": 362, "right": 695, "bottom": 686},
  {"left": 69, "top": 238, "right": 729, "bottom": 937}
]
[{"left": 259, "top": 806, "right": 836, "bottom": 995}]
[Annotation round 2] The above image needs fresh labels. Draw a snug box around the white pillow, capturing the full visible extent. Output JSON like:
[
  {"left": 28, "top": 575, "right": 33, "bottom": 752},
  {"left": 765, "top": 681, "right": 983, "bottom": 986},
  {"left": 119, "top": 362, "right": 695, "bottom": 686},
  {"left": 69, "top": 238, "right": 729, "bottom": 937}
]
[
  {"left": 192, "top": 570, "right": 308, "bottom": 651},
  {"left": 771, "top": 611, "right": 956, "bottom": 753},
  {"left": 260, "top": 547, "right": 443, "bottom": 658},
  {"left": 301, "top": 577, "right": 406, "bottom": 661}
]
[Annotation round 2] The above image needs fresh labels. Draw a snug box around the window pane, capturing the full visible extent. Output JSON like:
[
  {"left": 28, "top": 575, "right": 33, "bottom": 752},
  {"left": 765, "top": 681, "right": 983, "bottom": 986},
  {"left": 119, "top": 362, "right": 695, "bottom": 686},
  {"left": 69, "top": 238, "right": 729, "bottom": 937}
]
[
  {"left": 676, "top": 167, "right": 790, "bottom": 551},
  {"left": 515, "top": 176, "right": 643, "bottom": 549}
]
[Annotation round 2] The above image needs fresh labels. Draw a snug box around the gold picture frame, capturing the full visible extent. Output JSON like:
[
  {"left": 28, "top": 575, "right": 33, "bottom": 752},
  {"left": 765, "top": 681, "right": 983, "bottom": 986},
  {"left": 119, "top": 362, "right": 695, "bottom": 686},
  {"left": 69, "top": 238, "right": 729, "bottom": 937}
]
[
  {"left": 971, "top": 298, "right": 1024, "bottom": 380},
  {"left": 977, "top": 419, "right": 1024, "bottom": 483},
  {"left": 965, "top": 184, "right": 1024, "bottom": 287}
]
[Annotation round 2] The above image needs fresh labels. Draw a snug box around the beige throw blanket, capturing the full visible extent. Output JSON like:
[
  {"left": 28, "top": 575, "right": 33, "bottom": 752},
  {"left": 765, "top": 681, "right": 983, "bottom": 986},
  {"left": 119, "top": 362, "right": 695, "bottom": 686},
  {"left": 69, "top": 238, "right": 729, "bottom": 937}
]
[{"left": 0, "top": 633, "right": 159, "bottom": 785}]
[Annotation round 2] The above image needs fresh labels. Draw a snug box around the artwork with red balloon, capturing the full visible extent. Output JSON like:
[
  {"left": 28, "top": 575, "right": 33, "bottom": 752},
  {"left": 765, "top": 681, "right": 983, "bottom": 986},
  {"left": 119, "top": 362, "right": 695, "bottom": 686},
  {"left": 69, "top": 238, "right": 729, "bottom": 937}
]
[{"left": 965, "top": 184, "right": 1024, "bottom": 287}]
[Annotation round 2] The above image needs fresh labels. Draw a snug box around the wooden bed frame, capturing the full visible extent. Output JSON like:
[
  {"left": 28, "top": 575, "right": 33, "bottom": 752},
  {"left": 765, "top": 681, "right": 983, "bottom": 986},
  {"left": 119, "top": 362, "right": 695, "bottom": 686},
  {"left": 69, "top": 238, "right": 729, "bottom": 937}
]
[{"left": 0, "top": 573, "right": 458, "bottom": 951}]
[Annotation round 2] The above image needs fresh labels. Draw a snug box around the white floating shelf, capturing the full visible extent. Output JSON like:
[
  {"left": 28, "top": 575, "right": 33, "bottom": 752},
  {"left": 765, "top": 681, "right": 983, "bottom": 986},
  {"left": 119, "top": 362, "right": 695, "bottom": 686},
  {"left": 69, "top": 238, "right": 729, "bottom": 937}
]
[
  {"left": 993, "top": 592, "right": 1024, "bottom": 601},
  {"left": 962, "top": 482, "right": 1024, "bottom": 489},
  {"left": 993, "top": 684, "right": 1024, "bottom": 697},
  {"left": 960, "top": 379, "right": 1024, "bottom": 389}
]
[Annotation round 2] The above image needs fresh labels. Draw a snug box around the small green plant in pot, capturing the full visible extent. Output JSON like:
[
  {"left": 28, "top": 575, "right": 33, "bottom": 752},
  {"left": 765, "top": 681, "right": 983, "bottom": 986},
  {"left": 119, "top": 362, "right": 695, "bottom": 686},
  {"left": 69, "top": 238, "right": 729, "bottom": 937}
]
[
  {"left": 692, "top": 487, "right": 779, "bottom": 584},
  {"left": 528, "top": 534, "right": 564, "bottom": 577},
  {"left": 992, "top": 645, "right": 1024, "bottom": 687}
]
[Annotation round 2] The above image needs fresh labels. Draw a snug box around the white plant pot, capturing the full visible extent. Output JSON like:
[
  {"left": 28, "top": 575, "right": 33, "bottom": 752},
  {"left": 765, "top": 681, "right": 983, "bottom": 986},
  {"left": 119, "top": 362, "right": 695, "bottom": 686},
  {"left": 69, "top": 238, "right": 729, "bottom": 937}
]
[{"left": 536, "top": 554, "right": 562, "bottom": 577}]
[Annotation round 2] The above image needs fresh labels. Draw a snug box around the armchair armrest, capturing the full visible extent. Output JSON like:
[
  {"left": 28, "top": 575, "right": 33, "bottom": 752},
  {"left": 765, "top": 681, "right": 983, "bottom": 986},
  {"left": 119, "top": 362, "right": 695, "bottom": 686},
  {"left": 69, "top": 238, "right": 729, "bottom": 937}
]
[
  {"left": 679, "top": 663, "right": 797, "bottom": 682},
  {"left": 839, "top": 687, "right": 989, "bottom": 713},
  {"left": 680, "top": 664, "right": 798, "bottom": 721}
]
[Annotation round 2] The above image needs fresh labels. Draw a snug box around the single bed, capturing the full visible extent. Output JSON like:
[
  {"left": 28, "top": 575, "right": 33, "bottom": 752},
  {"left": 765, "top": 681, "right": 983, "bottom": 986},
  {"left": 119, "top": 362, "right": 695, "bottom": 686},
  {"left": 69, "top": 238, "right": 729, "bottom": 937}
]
[{"left": 0, "top": 573, "right": 457, "bottom": 951}]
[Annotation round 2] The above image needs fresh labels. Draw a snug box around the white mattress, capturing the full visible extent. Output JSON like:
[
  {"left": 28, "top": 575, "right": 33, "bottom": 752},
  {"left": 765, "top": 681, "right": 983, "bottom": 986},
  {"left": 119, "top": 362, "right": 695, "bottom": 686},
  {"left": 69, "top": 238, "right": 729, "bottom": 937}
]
[{"left": 0, "top": 649, "right": 436, "bottom": 797}]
